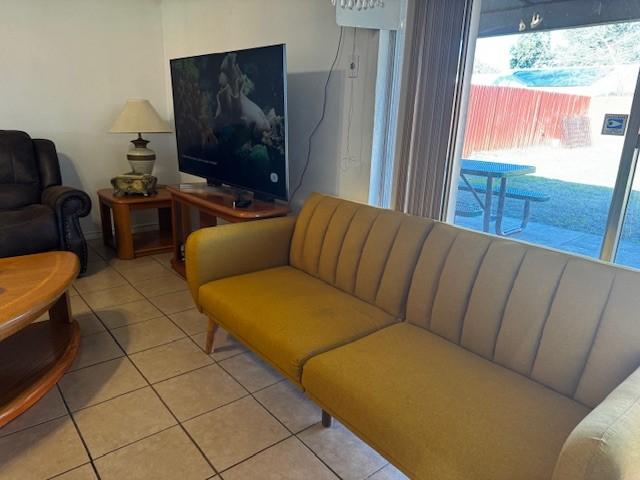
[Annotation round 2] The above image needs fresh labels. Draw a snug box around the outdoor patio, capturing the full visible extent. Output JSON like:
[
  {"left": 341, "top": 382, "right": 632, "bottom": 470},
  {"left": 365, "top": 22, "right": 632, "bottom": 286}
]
[
  {"left": 455, "top": 212, "right": 640, "bottom": 269},
  {"left": 454, "top": 169, "right": 640, "bottom": 269},
  {"left": 453, "top": 92, "right": 640, "bottom": 269}
]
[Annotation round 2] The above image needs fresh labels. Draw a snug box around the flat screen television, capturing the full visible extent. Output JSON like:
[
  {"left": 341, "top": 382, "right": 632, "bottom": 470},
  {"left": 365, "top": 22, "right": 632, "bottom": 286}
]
[{"left": 170, "top": 44, "right": 288, "bottom": 200}]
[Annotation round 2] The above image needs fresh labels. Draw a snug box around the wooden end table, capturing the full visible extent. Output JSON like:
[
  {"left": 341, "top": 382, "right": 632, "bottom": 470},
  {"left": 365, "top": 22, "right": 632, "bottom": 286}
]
[
  {"left": 167, "top": 184, "right": 290, "bottom": 277},
  {"left": 0, "top": 252, "right": 80, "bottom": 427},
  {"left": 98, "top": 187, "right": 174, "bottom": 260}
]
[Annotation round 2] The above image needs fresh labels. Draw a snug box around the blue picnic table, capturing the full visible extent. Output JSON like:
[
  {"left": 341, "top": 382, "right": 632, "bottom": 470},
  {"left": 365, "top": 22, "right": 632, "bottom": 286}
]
[{"left": 458, "top": 159, "right": 549, "bottom": 236}]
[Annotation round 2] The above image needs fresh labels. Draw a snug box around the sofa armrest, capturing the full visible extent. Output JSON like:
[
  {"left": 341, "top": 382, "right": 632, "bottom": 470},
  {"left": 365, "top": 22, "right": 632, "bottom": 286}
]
[
  {"left": 42, "top": 185, "right": 92, "bottom": 273},
  {"left": 553, "top": 367, "right": 640, "bottom": 480},
  {"left": 185, "top": 216, "right": 296, "bottom": 307}
]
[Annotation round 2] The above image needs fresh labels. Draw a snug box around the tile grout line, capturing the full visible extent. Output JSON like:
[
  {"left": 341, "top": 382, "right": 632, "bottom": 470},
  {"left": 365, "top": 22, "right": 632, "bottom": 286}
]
[
  {"left": 71, "top": 314, "right": 214, "bottom": 363},
  {"left": 217, "top": 434, "right": 294, "bottom": 474},
  {"left": 61, "top": 252, "right": 246, "bottom": 415},
  {"left": 0, "top": 410, "right": 69, "bottom": 440},
  {"left": 90, "top": 302, "right": 221, "bottom": 477},
  {"left": 46, "top": 462, "right": 94, "bottom": 480},
  {"left": 177, "top": 391, "right": 252, "bottom": 424},
  {"left": 79, "top": 249, "right": 191, "bottom": 315},
  {"left": 216, "top": 356, "right": 282, "bottom": 397},
  {"left": 98, "top": 312, "right": 170, "bottom": 332},
  {"left": 69, "top": 247, "right": 347, "bottom": 479},
  {"left": 82, "top": 423, "right": 178, "bottom": 463},
  {"left": 110, "top": 324, "right": 189, "bottom": 357},
  {"left": 212, "top": 357, "right": 347, "bottom": 478},
  {"left": 143, "top": 374, "right": 221, "bottom": 477},
  {"left": 294, "top": 432, "right": 345, "bottom": 480},
  {"left": 65, "top": 384, "right": 149, "bottom": 415},
  {"left": 53, "top": 385, "right": 103, "bottom": 480},
  {"left": 66, "top": 364, "right": 250, "bottom": 422},
  {"left": 65, "top": 352, "right": 126, "bottom": 375},
  {"left": 99, "top": 248, "right": 393, "bottom": 478},
  {"left": 245, "top": 387, "right": 348, "bottom": 478},
  {"left": 83, "top": 249, "right": 281, "bottom": 476},
  {"left": 83, "top": 245, "right": 245, "bottom": 375},
  {"left": 68, "top": 255, "right": 224, "bottom": 476},
  {"left": 365, "top": 463, "right": 391, "bottom": 479}
]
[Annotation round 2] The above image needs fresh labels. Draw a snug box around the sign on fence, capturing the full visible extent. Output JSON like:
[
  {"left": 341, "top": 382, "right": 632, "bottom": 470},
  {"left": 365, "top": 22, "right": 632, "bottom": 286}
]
[{"left": 602, "top": 114, "right": 629, "bottom": 136}]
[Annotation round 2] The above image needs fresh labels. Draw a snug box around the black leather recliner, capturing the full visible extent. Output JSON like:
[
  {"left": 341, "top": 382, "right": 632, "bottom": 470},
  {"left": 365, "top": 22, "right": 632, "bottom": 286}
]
[{"left": 0, "top": 130, "right": 91, "bottom": 273}]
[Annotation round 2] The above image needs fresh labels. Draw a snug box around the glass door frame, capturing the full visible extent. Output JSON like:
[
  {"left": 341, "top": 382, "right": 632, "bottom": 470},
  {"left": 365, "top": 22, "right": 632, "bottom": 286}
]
[
  {"left": 601, "top": 71, "right": 640, "bottom": 262},
  {"left": 445, "top": 8, "right": 640, "bottom": 266}
]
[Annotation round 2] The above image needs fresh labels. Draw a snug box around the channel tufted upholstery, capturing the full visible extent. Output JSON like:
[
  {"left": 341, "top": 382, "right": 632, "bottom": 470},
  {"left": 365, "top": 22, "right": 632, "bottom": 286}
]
[
  {"left": 191, "top": 193, "right": 433, "bottom": 383},
  {"left": 187, "top": 192, "right": 640, "bottom": 480},
  {"left": 289, "top": 193, "right": 433, "bottom": 318},
  {"left": 402, "top": 222, "right": 640, "bottom": 409}
]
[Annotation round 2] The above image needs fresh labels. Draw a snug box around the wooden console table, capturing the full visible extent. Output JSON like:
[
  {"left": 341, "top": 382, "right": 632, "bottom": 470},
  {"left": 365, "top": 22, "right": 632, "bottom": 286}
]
[
  {"left": 0, "top": 252, "right": 80, "bottom": 427},
  {"left": 167, "top": 184, "right": 290, "bottom": 277},
  {"left": 98, "top": 187, "right": 174, "bottom": 260}
]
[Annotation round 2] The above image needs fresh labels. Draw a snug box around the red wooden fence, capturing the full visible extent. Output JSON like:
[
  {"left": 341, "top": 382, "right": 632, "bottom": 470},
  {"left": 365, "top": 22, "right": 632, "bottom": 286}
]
[{"left": 463, "top": 85, "right": 591, "bottom": 156}]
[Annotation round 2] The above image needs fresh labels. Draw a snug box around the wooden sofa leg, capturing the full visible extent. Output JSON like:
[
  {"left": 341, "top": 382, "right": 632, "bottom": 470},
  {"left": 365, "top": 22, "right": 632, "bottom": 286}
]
[
  {"left": 321, "top": 410, "right": 333, "bottom": 428},
  {"left": 205, "top": 318, "right": 219, "bottom": 354}
]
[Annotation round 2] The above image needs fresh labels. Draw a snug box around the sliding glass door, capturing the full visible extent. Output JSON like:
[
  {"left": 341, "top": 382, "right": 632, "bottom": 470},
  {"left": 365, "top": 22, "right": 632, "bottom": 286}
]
[{"left": 448, "top": 0, "right": 640, "bottom": 267}]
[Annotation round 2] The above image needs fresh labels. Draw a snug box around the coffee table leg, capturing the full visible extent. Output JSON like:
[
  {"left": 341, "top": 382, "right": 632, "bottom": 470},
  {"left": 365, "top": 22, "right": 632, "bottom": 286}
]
[{"left": 49, "top": 291, "right": 72, "bottom": 323}]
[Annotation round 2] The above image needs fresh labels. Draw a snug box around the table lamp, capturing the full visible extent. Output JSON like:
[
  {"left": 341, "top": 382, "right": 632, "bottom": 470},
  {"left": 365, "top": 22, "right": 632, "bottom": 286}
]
[{"left": 110, "top": 99, "right": 171, "bottom": 175}]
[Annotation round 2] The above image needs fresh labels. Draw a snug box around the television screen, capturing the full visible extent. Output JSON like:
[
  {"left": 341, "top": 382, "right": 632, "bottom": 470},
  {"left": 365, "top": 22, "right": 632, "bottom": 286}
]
[{"left": 170, "top": 44, "right": 288, "bottom": 200}]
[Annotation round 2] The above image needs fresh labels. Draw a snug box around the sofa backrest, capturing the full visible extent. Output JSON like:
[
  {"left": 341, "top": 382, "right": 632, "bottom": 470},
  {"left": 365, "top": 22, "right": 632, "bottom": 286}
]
[
  {"left": 290, "top": 193, "right": 434, "bottom": 319},
  {"left": 405, "top": 221, "right": 640, "bottom": 408},
  {"left": 292, "top": 193, "right": 640, "bottom": 408}
]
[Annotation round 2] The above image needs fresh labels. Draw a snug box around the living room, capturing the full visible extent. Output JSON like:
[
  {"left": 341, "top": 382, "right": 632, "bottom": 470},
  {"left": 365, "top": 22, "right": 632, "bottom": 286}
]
[{"left": 1, "top": 1, "right": 640, "bottom": 479}]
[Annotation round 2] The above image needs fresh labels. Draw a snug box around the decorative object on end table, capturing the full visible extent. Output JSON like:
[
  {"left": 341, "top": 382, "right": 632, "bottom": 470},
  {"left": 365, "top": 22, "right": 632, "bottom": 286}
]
[
  {"left": 110, "top": 173, "right": 158, "bottom": 197},
  {"left": 109, "top": 99, "right": 171, "bottom": 174}
]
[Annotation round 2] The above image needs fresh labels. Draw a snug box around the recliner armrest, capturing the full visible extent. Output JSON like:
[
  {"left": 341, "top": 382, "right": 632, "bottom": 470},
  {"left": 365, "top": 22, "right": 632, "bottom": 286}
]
[
  {"left": 41, "top": 185, "right": 92, "bottom": 274},
  {"left": 553, "top": 366, "right": 640, "bottom": 480},
  {"left": 42, "top": 185, "right": 92, "bottom": 219},
  {"left": 185, "top": 216, "right": 296, "bottom": 307}
]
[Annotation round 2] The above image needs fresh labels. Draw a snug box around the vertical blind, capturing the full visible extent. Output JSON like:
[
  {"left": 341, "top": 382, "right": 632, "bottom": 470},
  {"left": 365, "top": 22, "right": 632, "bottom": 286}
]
[{"left": 394, "top": 0, "right": 475, "bottom": 219}]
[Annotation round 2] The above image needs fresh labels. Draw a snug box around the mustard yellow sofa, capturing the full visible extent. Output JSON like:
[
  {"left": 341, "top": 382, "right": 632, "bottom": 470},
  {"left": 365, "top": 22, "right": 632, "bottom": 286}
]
[{"left": 186, "top": 193, "right": 640, "bottom": 480}]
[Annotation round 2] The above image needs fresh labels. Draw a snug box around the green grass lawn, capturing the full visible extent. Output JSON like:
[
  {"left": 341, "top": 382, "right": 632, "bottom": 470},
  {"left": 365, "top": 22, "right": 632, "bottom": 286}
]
[{"left": 458, "top": 175, "right": 640, "bottom": 243}]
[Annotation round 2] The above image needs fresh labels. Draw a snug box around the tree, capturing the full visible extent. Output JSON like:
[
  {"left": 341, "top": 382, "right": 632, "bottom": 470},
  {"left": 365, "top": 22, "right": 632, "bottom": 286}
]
[
  {"left": 509, "top": 31, "right": 554, "bottom": 69},
  {"left": 508, "top": 22, "right": 640, "bottom": 70},
  {"left": 558, "top": 23, "right": 640, "bottom": 66}
]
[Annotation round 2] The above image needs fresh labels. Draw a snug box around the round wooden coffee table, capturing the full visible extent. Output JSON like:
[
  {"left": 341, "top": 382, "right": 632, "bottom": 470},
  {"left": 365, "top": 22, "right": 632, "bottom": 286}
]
[{"left": 0, "top": 252, "right": 80, "bottom": 427}]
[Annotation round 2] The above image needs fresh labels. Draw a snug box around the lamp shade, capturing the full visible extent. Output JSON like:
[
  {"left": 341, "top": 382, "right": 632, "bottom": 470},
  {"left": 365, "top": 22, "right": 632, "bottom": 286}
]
[{"left": 110, "top": 99, "right": 171, "bottom": 133}]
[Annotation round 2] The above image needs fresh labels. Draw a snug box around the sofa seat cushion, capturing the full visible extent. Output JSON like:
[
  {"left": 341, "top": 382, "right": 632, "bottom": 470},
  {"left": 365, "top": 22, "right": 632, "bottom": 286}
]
[
  {"left": 302, "top": 323, "right": 590, "bottom": 480},
  {"left": 0, "top": 204, "right": 59, "bottom": 258},
  {"left": 199, "top": 265, "right": 397, "bottom": 383}
]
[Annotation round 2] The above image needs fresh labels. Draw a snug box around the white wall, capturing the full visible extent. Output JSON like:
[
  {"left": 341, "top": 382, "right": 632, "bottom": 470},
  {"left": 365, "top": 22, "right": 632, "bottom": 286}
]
[
  {"left": 0, "top": 0, "right": 378, "bottom": 241},
  {"left": 160, "top": 0, "right": 378, "bottom": 208},
  {"left": 0, "top": 0, "right": 175, "bottom": 236}
]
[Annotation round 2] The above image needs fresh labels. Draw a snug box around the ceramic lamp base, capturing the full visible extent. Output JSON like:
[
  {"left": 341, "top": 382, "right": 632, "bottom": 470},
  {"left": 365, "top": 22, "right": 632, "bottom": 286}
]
[
  {"left": 128, "top": 159, "right": 155, "bottom": 174},
  {"left": 127, "top": 134, "right": 156, "bottom": 175}
]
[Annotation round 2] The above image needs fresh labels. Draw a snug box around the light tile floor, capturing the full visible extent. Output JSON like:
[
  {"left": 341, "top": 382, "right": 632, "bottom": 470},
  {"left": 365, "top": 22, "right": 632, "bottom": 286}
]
[{"left": 0, "top": 241, "right": 408, "bottom": 480}]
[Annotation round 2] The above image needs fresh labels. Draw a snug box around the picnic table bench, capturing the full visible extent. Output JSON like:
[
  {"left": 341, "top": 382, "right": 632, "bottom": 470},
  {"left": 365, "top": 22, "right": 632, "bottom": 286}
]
[{"left": 455, "top": 159, "right": 550, "bottom": 236}]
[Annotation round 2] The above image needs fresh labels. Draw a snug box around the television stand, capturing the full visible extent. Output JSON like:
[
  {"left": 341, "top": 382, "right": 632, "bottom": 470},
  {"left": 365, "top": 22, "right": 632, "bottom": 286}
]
[
  {"left": 203, "top": 182, "right": 269, "bottom": 209},
  {"left": 166, "top": 183, "right": 289, "bottom": 277}
]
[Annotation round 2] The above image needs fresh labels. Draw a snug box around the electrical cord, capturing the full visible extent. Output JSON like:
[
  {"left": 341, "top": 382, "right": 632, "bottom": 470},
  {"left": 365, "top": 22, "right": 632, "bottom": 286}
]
[{"left": 289, "top": 26, "right": 345, "bottom": 205}]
